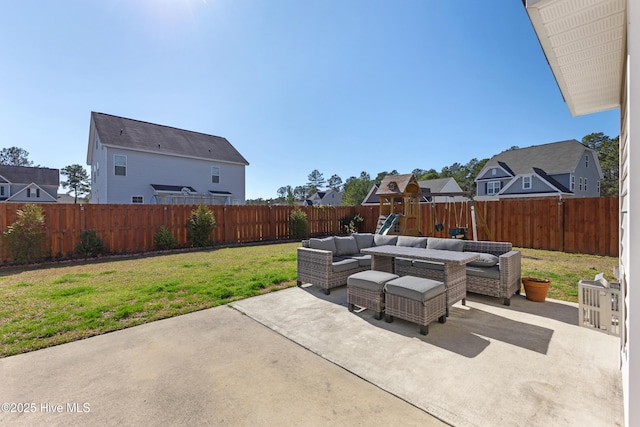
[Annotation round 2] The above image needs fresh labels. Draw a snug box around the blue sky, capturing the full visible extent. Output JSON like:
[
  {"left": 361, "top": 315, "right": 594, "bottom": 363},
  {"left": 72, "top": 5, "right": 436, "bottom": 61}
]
[{"left": 0, "top": 0, "right": 620, "bottom": 199}]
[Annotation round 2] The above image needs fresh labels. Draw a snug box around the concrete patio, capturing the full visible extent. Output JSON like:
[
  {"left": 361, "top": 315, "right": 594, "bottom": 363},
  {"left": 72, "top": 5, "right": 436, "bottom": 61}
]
[
  {"left": 233, "top": 285, "right": 623, "bottom": 426},
  {"left": 0, "top": 284, "right": 623, "bottom": 426}
]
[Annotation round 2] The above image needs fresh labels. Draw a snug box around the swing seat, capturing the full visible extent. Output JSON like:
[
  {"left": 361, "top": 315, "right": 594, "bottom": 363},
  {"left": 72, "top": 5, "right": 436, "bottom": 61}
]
[
  {"left": 449, "top": 227, "right": 467, "bottom": 239},
  {"left": 435, "top": 223, "right": 444, "bottom": 232}
]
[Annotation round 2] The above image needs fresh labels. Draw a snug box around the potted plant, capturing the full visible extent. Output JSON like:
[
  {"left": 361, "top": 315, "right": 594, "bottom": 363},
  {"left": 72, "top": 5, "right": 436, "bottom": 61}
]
[{"left": 522, "top": 277, "right": 551, "bottom": 302}]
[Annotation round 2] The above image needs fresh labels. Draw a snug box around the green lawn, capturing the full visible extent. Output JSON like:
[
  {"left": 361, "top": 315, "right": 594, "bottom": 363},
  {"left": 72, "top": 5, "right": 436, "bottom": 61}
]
[{"left": 0, "top": 242, "right": 618, "bottom": 358}]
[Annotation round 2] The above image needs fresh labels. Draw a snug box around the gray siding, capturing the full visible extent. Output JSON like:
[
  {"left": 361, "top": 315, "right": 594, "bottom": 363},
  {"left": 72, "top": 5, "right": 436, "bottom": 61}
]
[
  {"left": 571, "top": 150, "right": 602, "bottom": 197},
  {"left": 476, "top": 178, "right": 510, "bottom": 197},
  {"left": 478, "top": 167, "right": 511, "bottom": 180},
  {"left": 502, "top": 176, "right": 555, "bottom": 195},
  {"left": 100, "top": 147, "right": 245, "bottom": 204}
]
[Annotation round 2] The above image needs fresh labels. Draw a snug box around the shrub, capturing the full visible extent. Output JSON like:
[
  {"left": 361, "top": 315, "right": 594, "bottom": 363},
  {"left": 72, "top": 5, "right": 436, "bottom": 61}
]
[
  {"left": 288, "top": 208, "right": 308, "bottom": 240},
  {"left": 154, "top": 226, "right": 178, "bottom": 250},
  {"left": 2, "top": 204, "right": 47, "bottom": 264},
  {"left": 341, "top": 214, "right": 364, "bottom": 234},
  {"left": 187, "top": 204, "right": 216, "bottom": 247},
  {"left": 76, "top": 229, "right": 106, "bottom": 258}
]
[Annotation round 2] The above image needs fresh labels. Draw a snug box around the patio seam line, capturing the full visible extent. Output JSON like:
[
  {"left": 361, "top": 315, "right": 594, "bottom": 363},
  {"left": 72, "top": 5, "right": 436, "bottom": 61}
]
[{"left": 226, "top": 302, "right": 453, "bottom": 426}]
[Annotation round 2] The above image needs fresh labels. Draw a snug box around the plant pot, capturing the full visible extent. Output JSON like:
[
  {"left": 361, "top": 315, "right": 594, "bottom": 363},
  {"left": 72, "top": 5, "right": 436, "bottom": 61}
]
[{"left": 522, "top": 277, "right": 551, "bottom": 302}]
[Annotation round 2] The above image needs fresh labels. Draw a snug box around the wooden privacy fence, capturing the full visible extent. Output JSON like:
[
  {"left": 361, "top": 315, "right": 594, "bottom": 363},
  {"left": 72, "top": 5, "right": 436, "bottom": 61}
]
[{"left": 0, "top": 197, "right": 618, "bottom": 263}]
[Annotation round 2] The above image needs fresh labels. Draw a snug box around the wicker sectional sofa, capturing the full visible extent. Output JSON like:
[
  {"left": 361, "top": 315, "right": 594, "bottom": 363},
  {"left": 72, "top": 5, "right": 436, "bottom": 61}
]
[
  {"left": 297, "top": 233, "right": 522, "bottom": 305},
  {"left": 297, "top": 233, "right": 402, "bottom": 295},
  {"left": 395, "top": 239, "right": 522, "bottom": 306}
]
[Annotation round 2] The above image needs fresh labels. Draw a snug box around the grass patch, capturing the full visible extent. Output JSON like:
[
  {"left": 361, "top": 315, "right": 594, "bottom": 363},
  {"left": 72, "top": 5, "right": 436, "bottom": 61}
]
[
  {"left": 0, "top": 242, "right": 298, "bottom": 357},
  {"left": 518, "top": 248, "right": 617, "bottom": 302},
  {"left": 0, "top": 243, "right": 617, "bottom": 357}
]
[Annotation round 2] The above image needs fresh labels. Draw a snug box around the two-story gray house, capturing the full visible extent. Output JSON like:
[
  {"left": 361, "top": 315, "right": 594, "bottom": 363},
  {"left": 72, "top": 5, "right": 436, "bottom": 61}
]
[
  {"left": 87, "top": 112, "right": 249, "bottom": 205},
  {"left": 0, "top": 165, "right": 59, "bottom": 203},
  {"left": 475, "top": 140, "right": 603, "bottom": 199}
]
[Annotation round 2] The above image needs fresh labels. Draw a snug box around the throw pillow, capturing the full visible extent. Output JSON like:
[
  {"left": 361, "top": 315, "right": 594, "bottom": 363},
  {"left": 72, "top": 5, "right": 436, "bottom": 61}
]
[
  {"left": 334, "top": 235, "right": 359, "bottom": 257},
  {"left": 467, "top": 253, "right": 499, "bottom": 268},
  {"left": 353, "top": 233, "right": 375, "bottom": 251},
  {"left": 396, "top": 236, "right": 428, "bottom": 248},
  {"left": 426, "top": 237, "right": 464, "bottom": 252},
  {"left": 374, "top": 234, "right": 398, "bottom": 246},
  {"left": 309, "top": 237, "right": 337, "bottom": 255}
]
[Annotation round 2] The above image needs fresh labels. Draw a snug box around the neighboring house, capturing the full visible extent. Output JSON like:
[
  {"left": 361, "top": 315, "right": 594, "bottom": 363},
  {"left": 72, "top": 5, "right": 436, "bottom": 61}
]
[
  {"left": 523, "top": 1, "right": 637, "bottom": 425},
  {"left": 0, "top": 165, "right": 59, "bottom": 203},
  {"left": 362, "top": 177, "right": 466, "bottom": 206},
  {"left": 305, "top": 189, "right": 342, "bottom": 206},
  {"left": 86, "top": 112, "right": 249, "bottom": 205},
  {"left": 475, "top": 140, "right": 603, "bottom": 200}
]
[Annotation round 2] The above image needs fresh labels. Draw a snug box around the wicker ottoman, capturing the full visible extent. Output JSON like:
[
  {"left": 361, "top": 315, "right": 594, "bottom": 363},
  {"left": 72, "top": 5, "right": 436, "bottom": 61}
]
[
  {"left": 347, "top": 270, "right": 399, "bottom": 320},
  {"left": 384, "top": 276, "right": 447, "bottom": 335}
]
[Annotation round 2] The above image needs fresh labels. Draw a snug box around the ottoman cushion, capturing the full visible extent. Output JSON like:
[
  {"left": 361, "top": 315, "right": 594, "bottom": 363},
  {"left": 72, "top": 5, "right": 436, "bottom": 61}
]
[
  {"left": 385, "top": 276, "right": 445, "bottom": 302},
  {"left": 348, "top": 270, "right": 399, "bottom": 292}
]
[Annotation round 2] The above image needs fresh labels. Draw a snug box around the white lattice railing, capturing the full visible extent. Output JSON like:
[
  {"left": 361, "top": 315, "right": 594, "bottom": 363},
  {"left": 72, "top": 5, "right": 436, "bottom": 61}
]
[{"left": 578, "top": 279, "right": 621, "bottom": 336}]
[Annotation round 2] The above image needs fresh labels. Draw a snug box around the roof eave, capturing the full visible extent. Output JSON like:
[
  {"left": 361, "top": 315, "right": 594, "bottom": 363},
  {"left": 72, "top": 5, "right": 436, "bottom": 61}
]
[{"left": 524, "top": 0, "right": 626, "bottom": 117}]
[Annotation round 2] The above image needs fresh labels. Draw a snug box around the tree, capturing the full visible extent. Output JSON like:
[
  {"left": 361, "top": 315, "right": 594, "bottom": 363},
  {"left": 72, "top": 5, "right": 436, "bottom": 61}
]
[
  {"left": 61, "top": 164, "right": 91, "bottom": 204},
  {"left": 306, "top": 170, "right": 325, "bottom": 196},
  {"left": 582, "top": 132, "right": 619, "bottom": 196},
  {"left": 373, "top": 170, "right": 398, "bottom": 185},
  {"left": 293, "top": 185, "right": 307, "bottom": 201},
  {"left": 341, "top": 171, "right": 372, "bottom": 206},
  {"left": 418, "top": 168, "right": 440, "bottom": 180},
  {"left": 327, "top": 174, "right": 343, "bottom": 192},
  {"left": 0, "top": 147, "right": 34, "bottom": 166}
]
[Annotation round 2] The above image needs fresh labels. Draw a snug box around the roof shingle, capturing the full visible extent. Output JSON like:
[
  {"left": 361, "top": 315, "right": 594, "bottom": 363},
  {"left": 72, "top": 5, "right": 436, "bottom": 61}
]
[{"left": 91, "top": 112, "right": 249, "bottom": 165}]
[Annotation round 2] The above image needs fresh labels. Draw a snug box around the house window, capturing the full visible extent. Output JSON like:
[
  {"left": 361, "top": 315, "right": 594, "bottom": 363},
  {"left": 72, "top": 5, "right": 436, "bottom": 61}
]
[
  {"left": 523, "top": 176, "right": 532, "bottom": 190},
  {"left": 27, "top": 188, "right": 31, "bottom": 198},
  {"left": 571, "top": 175, "right": 575, "bottom": 190},
  {"left": 0, "top": 186, "right": 4, "bottom": 196},
  {"left": 597, "top": 181, "right": 601, "bottom": 194},
  {"left": 585, "top": 155, "right": 589, "bottom": 168},
  {"left": 579, "top": 177, "right": 583, "bottom": 191},
  {"left": 211, "top": 166, "right": 220, "bottom": 184},
  {"left": 492, "top": 168, "right": 497, "bottom": 176},
  {"left": 584, "top": 178, "right": 588, "bottom": 192},
  {"left": 114, "top": 155, "right": 127, "bottom": 176},
  {"left": 487, "top": 181, "right": 501, "bottom": 195},
  {"left": 36, "top": 189, "right": 40, "bottom": 198},
  {"left": 132, "top": 196, "right": 143, "bottom": 204}
]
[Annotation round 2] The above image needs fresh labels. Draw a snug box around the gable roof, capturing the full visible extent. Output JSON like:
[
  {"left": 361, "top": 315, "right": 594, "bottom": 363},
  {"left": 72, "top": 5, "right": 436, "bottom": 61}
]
[
  {"left": 375, "top": 174, "right": 420, "bottom": 196},
  {"left": 417, "top": 177, "right": 462, "bottom": 194},
  {"left": 7, "top": 182, "right": 58, "bottom": 202},
  {"left": 478, "top": 140, "right": 597, "bottom": 177},
  {"left": 90, "top": 112, "right": 249, "bottom": 166},
  {"left": 0, "top": 165, "right": 59, "bottom": 186}
]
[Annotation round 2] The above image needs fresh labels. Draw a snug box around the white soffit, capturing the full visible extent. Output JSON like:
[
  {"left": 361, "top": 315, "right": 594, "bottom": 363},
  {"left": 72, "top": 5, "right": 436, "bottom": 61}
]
[{"left": 525, "top": 0, "right": 626, "bottom": 116}]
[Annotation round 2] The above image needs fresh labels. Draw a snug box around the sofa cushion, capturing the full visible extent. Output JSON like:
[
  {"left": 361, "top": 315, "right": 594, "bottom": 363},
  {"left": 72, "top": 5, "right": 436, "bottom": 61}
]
[
  {"left": 353, "top": 233, "right": 375, "bottom": 251},
  {"left": 374, "top": 235, "right": 398, "bottom": 246},
  {"left": 348, "top": 253, "right": 372, "bottom": 267},
  {"left": 384, "top": 276, "right": 445, "bottom": 302},
  {"left": 412, "top": 260, "right": 445, "bottom": 271},
  {"left": 466, "top": 265, "right": 501, "bottom": 280},
  {"left": 427, "top": 237, "right": 464, "bottom": 252},
  {"left": 396, "top": 236, "right": 428, "bottom": 248},
  {"left": 309, "top": 237, "right": 337, "bottom": 255},
  {"left": 466, "top": 252, "right": 499, "bottom": 268},
  {"left": 347, "top": 270, "right": 399, "bottom": 292},
  {"left": 334, "top": 235, "right": 359, "bottom": 256},
  {"left": 331, "top": 257, "right": 360, "bottom": 273}
]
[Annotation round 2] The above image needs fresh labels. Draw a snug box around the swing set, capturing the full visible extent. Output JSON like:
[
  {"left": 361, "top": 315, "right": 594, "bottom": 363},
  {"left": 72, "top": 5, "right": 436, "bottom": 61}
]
[{"left": 431, "top": 196, "right": 469, "bottom": 239}]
